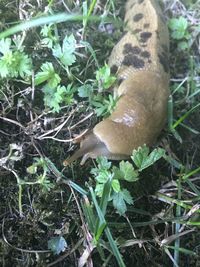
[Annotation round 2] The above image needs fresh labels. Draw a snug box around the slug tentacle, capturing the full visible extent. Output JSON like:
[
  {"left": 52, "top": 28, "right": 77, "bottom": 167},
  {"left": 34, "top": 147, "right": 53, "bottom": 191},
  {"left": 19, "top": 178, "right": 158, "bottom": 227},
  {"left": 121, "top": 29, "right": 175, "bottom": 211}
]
[{"left": 63, "top": 0, "right": 169, "bottom": 165}]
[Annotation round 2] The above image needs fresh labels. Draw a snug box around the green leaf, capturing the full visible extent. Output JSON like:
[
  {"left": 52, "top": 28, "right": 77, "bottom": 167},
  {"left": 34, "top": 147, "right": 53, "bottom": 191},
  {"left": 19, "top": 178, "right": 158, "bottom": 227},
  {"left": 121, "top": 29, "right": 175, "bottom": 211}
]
[
  {"left": 92, "top": 94, "right": 117, "bottom": 117},
  {"left": 112, "top": 191, "right": 127, "bottom": 215},
  {"left": 112, "top": 189, "right": 133, "bottom": 215},
  {"left": 63, "top": 34, "right": 76, "bottom": 55},
  {"left": 42, "top": 85, "right": 59, "bottom": 112},
  {"left": 95, "top": 170, "right": 111, "bottom": 183},
  {"left": 111, "top": 179, "right": 120, "bottom": 193},
  {"left": 78, "top": 84, "right": 93, "bottom": 98},
  {"left": 54, "top": 85, "right": 67, "bottom": 102},
  {"left": 169, "top": 17, "right": 188, "bottom": 31},
  {"left": 52, "top": 34, "right": 76, "bottom": 67},
  {"left": 0, "top": 58, "right": 10, "bottom": 77},
  {"left": 0, "top": 38, "right": 11, "bottom": 54},
  {"left": 171, "top": 30, "right": 185, "bottom": 40},
  {"left": 61, "top": 51, "right": 76, "bottom": 67},
  {"left": 178, "top": 41, "right": 188, "bottom": 51},
  {"left": 41, "top": 24, "right": 58, "bottom": 48},
  {"left": 112, "top": 166, "right": 124, "bottom": 180},
  {"left": 96, "top": 156, "right": 112, "bottom": 170},
  {"left": 42, "top": 84, "right": 72, "bottom": 113},
  {"left": 52, "top": 43, "right": 63, "bottom": 58},
  {"left": 92, "top": 100, "right": 108, "bottom": 117},
  {"left": 91, "top": 157, "right": 113, "bottom": 197},
  {"left": 96, "top": 64, "right": 116, "bottom": 90},
  {"left": 121, "top": 189, "right": 133, "bottom": 205},
  {"left": 168, "top": 17, "right": 189, "bottom": 40},
  {"left": 131, "top": 145, "right": 149, "bottom": 169},
  {"left": 26, "top": 164, "right": 37, "bottom": 174},
  {"left": 131, "top": 145, "right": 165, "bottom": 171},
  {"left": 119, "top": 161, "right": 138, "bottom": 182},
  {"left": 13, "top": 51, "right": 32, "bottom": 77},
  {"left": 48, "top": 236, "right": 68, "bottom": 255},
  {"left": 41, "top": 24, "right": 50, "bottom": 37},
  {"left": 95, "top": 183, "right": 105, "bottom": 197},
  {"left": 40, "top": 178, "right": 55, "bottom": 192},
  {"left": 0, "top": 38, "right": 32, "bottom": 78},
  {"left": 35, "top": 62, "right": 61, "bottom": 87}
]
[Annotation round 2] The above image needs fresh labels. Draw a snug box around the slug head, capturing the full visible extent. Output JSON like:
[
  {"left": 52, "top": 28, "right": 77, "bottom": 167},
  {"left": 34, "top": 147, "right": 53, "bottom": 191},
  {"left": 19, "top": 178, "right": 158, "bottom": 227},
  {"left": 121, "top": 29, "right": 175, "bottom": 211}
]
[{"left": 63, "top": 130, "right": 129, "bottom": 166}]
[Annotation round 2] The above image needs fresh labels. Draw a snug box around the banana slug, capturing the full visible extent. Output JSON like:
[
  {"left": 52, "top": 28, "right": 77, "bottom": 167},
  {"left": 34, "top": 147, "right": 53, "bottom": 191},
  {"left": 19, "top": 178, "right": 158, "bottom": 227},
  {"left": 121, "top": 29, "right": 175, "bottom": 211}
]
[{"left": 64, "top": 0, "right": 170, "bottom": 165}]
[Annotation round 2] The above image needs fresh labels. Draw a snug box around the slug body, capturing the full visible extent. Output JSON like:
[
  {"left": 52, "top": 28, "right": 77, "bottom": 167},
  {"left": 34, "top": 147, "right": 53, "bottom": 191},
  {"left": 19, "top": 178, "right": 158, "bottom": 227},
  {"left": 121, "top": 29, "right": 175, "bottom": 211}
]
[{"left": 65, "top": 0, "right": 170, "bottom": 165}]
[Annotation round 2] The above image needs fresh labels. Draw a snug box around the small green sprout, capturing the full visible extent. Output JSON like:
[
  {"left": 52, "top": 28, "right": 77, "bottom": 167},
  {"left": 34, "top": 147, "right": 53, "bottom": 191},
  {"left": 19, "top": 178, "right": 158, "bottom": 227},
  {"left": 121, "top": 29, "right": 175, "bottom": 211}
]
[
  {"left": 168, "top": 16, "right": 190, "bottom": 50},
  {"left": 0, "top": 38, "right": 32, "bottom": 78},
  {"left": 96, "top": 64, "right": 116, "bottom": 90},
  {"left": 35, "top": 62, "right": 75, "bottom": 112}
]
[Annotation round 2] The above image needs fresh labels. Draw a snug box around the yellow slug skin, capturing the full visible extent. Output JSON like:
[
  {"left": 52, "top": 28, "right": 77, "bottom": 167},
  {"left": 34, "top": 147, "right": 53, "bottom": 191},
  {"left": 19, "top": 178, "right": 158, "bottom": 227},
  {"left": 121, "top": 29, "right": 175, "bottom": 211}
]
[{"left": 64, "top": 0, "right": 169, "bottom": 165}]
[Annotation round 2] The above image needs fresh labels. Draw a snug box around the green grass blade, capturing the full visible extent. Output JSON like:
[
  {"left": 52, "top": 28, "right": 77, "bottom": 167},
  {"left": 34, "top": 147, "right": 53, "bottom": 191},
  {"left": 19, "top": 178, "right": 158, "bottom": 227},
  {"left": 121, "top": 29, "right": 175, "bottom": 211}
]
[
  {"left": 99, "top": 177, "right": 112, "bottom": 216},
  {"left": 81, "top": 196, "right": 96, "bottom": 233},
  {"left": 89, "top": 187, "right": 107, "bottom": 240},
  {"left": 167, "top": 95, "right": 182, "bottom": 142},
  {"left": 44, "top": 157, "right": 88, "bottom": 195},
  {"left": 166, "top": 245, "right": 198, "bottom": 257},
  {"left": 163, "top": 154, "right": 183, "bottom": 170},
  {"left": 182, "top": 166, "right": 200, "bottom": 181},
  {"left": 174, "top": 177, "right": 182, "bottom": 267},
  {"left": 179, "top": 122, "right": 200, "bottom": 134},
  {"left": 108, "top": 216, "right": 187, "bottom": 228},
  {"left": 87, "top": 0, "right": 97, "bottom": 18},
  {"left": 185, "top": 179, "right": 200, "bottom": 196},
  {"left": 94, "top": 177, "right": 112, "bottom": 240},
  {"left": 0, "top": 13, "right": 99, "bottom": 39},
  {"left": 172, "top": 102, "right": 200, "bottom": 129},
  {"left": 81, "top": 196, "right": 106, "bottom": 261},
  {"left": 80, "top": 40, "right": 100, "bottom": 68},
  {"left": 156, "top": 192, "right": 200, "bottom": 214},
  {"left": 89, "top": 187, "right": 126, "bottom": 267},
  {"left": 68, "top": 180, "right": 88, "bottom": 196}
]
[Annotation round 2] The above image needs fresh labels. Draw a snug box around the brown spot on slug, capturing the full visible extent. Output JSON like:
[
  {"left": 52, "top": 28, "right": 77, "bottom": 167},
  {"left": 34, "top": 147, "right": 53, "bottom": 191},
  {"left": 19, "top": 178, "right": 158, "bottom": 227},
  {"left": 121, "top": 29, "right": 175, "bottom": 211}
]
[
  {"left": 132, "top": 28, "right": 142, "bottom": 34},
  {"left": 122, "top": 54, "right": 145, "bottom": 68},
  {"left": 140, "top": 32, "right": 152, "bottom": 43},
  {"left": 123, "top": 44, "right": 142, "bottom": 55},
  {"left": 141, "top": 51, "right": 150, "bottom": 58},
  {"left": 144, "top": 23, "right": 150, "bottom": 28},
  {"left": 133, "top": 13, "right": 144, "bottom": 22}
]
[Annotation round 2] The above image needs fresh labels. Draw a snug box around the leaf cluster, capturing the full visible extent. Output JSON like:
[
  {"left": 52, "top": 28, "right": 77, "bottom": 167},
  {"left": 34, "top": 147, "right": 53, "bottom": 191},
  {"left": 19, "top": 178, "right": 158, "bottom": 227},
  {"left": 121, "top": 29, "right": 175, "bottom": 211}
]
[
  {"left": 168, "top": 16, "right": 191, "bottom": 50},
  {"left": 91, "top": 145, "right": 165, "bottom": 215},
  {"left": 78, "top": 64, "right": 117, "bottom": 117},
  {"left": 26, "top": 157, "right": 55, "bottom": 192},
  {"left": 0, "top": 38, "right": 32, "bottom": 78}
]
